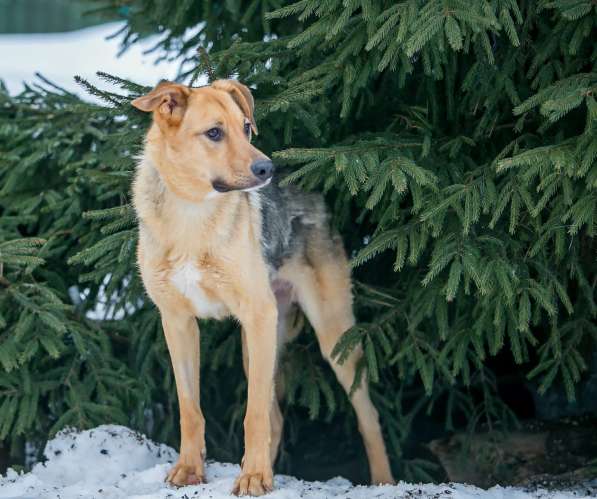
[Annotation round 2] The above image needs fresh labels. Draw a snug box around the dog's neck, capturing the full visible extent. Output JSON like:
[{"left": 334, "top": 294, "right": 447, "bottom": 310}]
[{"left": 134, "top": 154, "right": 252, "bottom": 253}]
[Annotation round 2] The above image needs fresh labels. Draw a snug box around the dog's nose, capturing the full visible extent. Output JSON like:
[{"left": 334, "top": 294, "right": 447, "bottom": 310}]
[{"left": 250, "top": 160, "right": 274, "bottom": 182}]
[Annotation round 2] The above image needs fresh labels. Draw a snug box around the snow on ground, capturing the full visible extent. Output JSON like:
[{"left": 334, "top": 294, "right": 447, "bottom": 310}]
[
  {"left": 0, "top": 22, "right": 184, "bottom": 98},
  {"left": 0, "top": 426, "right": 594, "bottom": 499}
]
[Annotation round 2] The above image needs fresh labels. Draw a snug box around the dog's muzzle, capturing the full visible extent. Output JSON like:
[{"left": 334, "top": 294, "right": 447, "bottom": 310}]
[
  {"left": 211, "top": 160, "right": 275, "bottom": 193},
  {"left": 250, "top": 159, "right": 274, "bottom": 182}
]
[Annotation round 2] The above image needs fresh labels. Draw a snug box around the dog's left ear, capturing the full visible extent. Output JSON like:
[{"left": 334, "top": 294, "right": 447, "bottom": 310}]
[
  {"left": 212, "top": 79, "right": 258, "bottom": 135},
  {"left": 131, "top": 82, "right": 190, "bottom": 126}
]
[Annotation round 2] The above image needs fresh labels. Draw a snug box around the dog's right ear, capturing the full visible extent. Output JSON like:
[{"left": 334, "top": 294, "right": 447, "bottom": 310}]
[{"left": 131, "top": 82, "right": 190, "bottom": 126}]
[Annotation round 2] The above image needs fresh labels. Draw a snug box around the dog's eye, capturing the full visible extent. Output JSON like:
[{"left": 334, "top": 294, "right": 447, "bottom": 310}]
[
  {"left": 243, "top": 122, "right": 251, "bottom": 137},
  {"left": 205, "top": 127, "right": 223, "bottom": 141}
]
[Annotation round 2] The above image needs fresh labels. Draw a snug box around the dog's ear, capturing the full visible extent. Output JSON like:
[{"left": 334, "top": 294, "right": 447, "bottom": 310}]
[
  {"left": 211, "top": 79, "right": 258, "bottom": 135},
  {"left": 131, "top": 82, "right": 190, "bottom": 126}
]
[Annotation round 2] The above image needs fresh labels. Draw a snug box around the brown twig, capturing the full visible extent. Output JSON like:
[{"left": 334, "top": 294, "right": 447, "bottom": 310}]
[{"left": 198, "top": 47, "right": 216, "bottom": 83}]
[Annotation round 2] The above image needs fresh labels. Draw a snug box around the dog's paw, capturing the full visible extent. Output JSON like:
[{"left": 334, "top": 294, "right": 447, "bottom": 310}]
[
  {"left": 231, "top": 470, "right": 273, "bottom": 496},
  {"left": 371, "top": 472, "right": 396, "bottom": 486},
  {"left": 165, "top": 460, "right": 206, "bottom": 487}
]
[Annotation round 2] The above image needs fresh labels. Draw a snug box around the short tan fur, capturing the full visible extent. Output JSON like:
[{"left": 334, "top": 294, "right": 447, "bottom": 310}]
[{"left": 132, "top": 80, "right": 394, "bottom": 496}]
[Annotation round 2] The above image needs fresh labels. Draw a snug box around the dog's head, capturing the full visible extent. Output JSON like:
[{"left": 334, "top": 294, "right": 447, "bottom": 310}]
[{"left": 132, "top": 80, "right": 273, "bottom": 202}]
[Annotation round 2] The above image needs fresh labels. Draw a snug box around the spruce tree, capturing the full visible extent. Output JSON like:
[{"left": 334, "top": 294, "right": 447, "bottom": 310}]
[{"left": 0, "top": 0, "right": 595, "bottom": 481}]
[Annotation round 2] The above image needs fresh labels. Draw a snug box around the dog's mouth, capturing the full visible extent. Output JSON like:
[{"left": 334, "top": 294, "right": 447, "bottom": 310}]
[{"left": 212, "top": 177, "right": 271, "bottom": 193}]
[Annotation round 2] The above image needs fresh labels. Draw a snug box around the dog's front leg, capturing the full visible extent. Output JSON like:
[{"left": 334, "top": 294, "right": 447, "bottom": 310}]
[
  {"left": 160, "top": 310, "right": 206, "bottom": 486},
  {"left": 232, "top": 300, "right": 278, "bottom": 496}
]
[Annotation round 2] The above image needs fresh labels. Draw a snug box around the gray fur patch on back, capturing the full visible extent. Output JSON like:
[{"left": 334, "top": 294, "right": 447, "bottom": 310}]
[{"left": 254, "top": 181, "right": 329, "bottom": 270}]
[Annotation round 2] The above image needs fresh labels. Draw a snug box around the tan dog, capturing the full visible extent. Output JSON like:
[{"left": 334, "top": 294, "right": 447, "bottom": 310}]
[{"left": 131, "top": 80, "right": 394, "bottom": 496}]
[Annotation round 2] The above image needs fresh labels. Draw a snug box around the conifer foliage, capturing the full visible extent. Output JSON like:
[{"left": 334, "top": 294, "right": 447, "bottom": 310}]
[{"left": 0, "top": 0, "right": 596, "bottom": 480}]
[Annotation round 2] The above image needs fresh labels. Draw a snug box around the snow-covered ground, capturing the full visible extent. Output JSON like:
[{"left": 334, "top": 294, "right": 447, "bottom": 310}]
[
  {"left": 0, "top": 426, "right": 594, "bottom": 499},
  {"left": 0, "top": 22, "right": 182, "bottom": 97}
]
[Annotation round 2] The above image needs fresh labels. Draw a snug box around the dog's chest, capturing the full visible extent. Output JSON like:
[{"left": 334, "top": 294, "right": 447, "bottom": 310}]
[{"left": 169, "top": 261, "right": 227, "bottom": 319}]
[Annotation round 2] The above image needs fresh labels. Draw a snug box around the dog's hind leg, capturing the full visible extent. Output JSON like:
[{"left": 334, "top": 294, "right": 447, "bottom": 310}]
[{"left": 279, "top": 246, "right": 395, "bottom": 485}]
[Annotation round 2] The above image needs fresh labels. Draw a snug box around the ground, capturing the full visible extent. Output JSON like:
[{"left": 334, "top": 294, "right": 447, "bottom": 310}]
[
  {"left": 0, "top": 22, "right": 184, "bottom": 96},
  {"left": 0, "top": 425, "right": 594, "bottom": 499}
]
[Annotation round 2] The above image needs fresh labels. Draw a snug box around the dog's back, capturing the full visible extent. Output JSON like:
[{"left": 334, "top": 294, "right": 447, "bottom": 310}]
[{"left": 257, "top": 182, "right": 342, "bottom": 273}]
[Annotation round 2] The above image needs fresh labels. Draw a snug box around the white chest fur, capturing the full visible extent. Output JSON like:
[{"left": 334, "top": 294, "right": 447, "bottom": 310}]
[{"left": 169, "top": 261, "right": 227, "bottom": 319}]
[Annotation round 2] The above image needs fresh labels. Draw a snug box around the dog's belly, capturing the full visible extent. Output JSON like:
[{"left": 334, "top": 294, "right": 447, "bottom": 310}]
[
  {"left": 271, "top": 278, "right": 294, "bottom": 305},
  {"left": 169, "top": 261, "right": 228, "bottom": 319}
]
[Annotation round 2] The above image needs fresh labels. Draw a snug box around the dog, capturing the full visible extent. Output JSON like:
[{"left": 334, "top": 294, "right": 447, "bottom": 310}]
[{"left": 131, "top": 79, "right": 395, "bottom": 496}]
